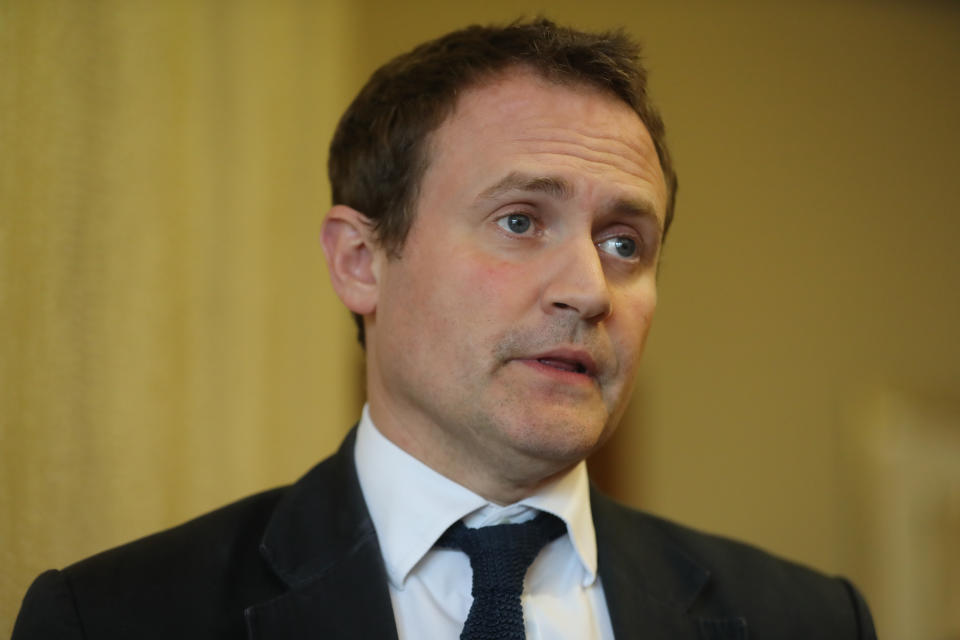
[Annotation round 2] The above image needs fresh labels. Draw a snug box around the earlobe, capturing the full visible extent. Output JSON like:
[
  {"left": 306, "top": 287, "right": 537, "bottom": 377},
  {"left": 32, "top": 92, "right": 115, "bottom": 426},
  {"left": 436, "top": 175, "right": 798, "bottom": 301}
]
[{"left": 320, "top": 205, "right": 380, "bottom": 315}]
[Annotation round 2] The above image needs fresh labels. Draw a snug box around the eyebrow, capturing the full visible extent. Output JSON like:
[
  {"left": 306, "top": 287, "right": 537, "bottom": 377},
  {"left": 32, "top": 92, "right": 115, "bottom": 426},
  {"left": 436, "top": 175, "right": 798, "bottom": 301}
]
[
  {"left": 476, "top": 171, "right": 573, "bottom": 202},
  {"left": 477, "top": 170, "right": 663, "bottom": 234}
]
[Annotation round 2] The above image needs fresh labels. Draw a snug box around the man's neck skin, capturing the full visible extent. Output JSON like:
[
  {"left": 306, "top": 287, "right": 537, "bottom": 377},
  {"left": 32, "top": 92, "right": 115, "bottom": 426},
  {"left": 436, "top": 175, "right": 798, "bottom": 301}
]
[{"left": 365, "top": 393, "right": 577, "bottom": 506}]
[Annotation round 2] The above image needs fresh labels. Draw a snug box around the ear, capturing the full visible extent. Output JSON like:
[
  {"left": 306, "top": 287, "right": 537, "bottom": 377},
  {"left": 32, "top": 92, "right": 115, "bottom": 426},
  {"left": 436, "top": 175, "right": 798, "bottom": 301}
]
[{"left": 320, "top": 205, "right": 381, "bottom": 315}]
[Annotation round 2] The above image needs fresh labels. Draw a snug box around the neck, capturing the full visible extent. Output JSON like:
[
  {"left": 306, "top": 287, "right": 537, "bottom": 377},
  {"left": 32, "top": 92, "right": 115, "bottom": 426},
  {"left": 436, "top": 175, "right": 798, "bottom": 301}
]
[{"left": 366, "top": 402, "right": 574, "bottom": 505}]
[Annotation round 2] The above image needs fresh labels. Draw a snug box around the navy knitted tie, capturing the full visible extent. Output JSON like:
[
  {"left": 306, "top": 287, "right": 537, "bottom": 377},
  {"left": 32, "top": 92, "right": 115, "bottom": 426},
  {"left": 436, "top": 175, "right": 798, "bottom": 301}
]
[{"left": 436, "top": 511, "right": 566, "bottom": 640}]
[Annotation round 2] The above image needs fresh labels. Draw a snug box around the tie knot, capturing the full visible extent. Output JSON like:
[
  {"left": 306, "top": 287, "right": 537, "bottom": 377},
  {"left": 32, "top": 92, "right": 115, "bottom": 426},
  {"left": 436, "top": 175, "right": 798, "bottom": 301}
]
[
  {"left": 436, "top": 511, "right": 567, "bottom": 639},
  {"left": 437, "top": 511, "right": 566, "bottom": 598},
  {"left": 437, "top": 511, "right": 566, "bottom": 562}
]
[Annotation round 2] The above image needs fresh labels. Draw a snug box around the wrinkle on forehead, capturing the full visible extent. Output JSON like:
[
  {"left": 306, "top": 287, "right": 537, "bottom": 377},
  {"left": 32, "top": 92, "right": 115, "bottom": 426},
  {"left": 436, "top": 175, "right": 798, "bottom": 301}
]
[
  {"left": 510, "top": 134, "right": 664, "bottom": 194},
  {"left": 519, "top": 122, "right": 662, "bottom": 169},
  {"left": 425, "top": 69, "right": 668, "bottom": 217}
]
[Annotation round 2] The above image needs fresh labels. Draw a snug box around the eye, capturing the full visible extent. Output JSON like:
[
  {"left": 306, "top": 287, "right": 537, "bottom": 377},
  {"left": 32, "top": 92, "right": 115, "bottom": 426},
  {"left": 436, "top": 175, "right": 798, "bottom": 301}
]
[
  {"left": 597, "top": 236, "right": 639, "bottom": 259},
  {"left": 496, "top": 213, "right": 533, "bottom": 235}
]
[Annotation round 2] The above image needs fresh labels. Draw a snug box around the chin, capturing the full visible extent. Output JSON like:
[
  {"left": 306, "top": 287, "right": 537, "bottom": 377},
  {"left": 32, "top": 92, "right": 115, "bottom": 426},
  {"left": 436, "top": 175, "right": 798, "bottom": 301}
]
[{"left": 502, "top": 407, "right": 614, "bottom": 466}]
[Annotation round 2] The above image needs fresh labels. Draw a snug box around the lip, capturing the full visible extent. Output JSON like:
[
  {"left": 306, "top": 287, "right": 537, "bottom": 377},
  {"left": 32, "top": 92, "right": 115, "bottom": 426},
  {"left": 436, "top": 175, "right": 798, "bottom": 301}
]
[{"left": 515, "top": 347, "right": 599, "bottom": 379}]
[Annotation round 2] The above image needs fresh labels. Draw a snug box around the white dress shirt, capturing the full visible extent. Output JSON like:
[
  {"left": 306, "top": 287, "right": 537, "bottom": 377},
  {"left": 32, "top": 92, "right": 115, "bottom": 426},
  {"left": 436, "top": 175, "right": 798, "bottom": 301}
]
[{"left": 353, "top": 405, "right": 615, "bottom": 639}]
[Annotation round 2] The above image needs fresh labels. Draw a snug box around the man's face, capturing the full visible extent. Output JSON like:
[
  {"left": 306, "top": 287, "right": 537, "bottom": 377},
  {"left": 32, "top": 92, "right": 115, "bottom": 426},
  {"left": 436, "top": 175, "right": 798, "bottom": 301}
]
[{"left": 365, "top": 69, "right": 668, "bottom": 497}]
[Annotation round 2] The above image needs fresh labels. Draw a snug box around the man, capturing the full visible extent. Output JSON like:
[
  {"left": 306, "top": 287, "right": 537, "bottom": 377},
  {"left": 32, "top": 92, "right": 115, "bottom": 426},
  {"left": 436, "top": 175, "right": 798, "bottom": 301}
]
[{"left": 14, "top": 19, "right": 875, "bottom": 639}]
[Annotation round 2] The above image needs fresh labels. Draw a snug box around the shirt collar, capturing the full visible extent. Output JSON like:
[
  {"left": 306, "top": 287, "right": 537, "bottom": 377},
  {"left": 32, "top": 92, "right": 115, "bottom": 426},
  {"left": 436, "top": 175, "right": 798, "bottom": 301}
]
[{"left": 353, "top": 404, "right": 599, "bottom": 589}]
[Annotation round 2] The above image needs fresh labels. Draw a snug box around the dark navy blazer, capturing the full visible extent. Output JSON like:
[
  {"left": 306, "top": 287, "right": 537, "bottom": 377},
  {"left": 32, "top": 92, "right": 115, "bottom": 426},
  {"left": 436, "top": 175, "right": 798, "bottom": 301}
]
[{"left": 13, "top": 429, "right": 876, "bottom": 639}]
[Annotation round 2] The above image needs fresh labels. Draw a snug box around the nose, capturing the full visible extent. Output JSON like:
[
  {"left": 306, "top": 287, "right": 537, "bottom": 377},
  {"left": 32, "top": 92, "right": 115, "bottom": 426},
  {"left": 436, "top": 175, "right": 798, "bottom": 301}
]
[{"left": 542, "top": 239, "right": 612, "bottom": 323}]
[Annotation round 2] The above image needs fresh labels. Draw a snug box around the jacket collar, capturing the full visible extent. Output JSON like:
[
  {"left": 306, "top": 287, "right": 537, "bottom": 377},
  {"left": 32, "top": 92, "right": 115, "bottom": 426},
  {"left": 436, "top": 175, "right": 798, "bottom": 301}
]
[
  {"left": 243, "top": 427, "right": 745, "bottom": 640},
  {"left": 244, "top": 428, "right": 399, "bottom": 640},
  {"left": 592, "top": 488, "right": 748, "bottom": 639}
]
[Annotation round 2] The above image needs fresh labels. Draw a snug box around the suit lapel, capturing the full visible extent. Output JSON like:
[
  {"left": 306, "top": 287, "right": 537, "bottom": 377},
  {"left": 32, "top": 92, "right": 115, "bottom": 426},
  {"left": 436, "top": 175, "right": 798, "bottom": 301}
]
[
  {"left": 244, "top": 537, "right": 397, "bottom": 639},
  {"left": 245, "top": 429, "right": 399, "bottom": 640},
  {"left": 241, "top": 432, "right": 748, "bottom": 639},
  {"left": 592, "top": 489, "right": 747, "bottom": 640}
]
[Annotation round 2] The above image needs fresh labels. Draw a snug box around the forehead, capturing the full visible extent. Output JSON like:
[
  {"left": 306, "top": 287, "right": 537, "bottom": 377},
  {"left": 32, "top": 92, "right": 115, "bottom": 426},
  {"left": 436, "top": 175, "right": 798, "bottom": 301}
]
[{"left": 421, "top": 69, "right": 668, "bottom": 220}]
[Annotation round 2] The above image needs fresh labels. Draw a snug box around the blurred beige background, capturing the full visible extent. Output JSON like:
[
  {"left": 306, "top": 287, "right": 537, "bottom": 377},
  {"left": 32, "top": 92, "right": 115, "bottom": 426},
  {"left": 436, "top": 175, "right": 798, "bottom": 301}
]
[{"left": 2, "top": 1, "right": 958, "bottom": 637}]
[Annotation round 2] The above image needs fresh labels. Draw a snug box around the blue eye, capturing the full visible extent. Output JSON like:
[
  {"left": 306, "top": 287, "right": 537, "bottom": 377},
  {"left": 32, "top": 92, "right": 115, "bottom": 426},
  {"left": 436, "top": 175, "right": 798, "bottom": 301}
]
[
  {"left": 598, "top": 236, "right": 639, "bottom": 258},
  {"left": 497, "top": 213, "right": 532, "bottom": 234}
]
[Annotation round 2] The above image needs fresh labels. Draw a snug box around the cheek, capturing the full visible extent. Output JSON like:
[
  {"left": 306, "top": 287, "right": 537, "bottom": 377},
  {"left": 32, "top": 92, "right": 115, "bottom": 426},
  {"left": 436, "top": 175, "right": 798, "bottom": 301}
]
[
  {"left": 456, "top": 255, "right": 533, "bottom": 316},
  {"left": 393, "top": 248, "right": 530, "bottom": 353},
  {"left": 614, "top": 281, "right": 657, "bottom": 355}
]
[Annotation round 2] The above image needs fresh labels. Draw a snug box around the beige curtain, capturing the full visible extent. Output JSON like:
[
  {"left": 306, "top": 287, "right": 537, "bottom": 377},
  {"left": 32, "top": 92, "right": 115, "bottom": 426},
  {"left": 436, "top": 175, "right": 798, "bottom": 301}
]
[{"left": 1, "top": 1, "right": 363, "bottom": 630}]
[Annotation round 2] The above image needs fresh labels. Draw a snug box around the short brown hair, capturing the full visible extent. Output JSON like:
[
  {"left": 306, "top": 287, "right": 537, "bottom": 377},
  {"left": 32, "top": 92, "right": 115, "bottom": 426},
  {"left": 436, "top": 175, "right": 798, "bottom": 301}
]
[{"left": 328, "top": 18, "right": 677, "bottom": 344}]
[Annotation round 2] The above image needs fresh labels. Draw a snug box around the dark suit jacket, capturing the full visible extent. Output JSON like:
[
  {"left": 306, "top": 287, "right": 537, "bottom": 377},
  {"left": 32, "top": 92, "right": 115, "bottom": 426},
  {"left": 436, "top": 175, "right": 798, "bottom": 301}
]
[{"left": 13, "top": 429, "right": 876, "bottom": 639}]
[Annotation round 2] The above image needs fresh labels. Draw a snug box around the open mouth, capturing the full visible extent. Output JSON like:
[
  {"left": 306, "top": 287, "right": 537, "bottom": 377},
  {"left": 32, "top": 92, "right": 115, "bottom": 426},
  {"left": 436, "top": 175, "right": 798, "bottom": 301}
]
[{"left": 537, "top": 358, "right": 588, "bottom": 375}]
